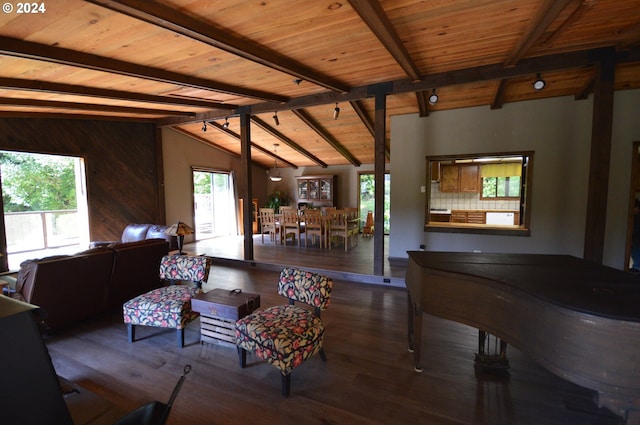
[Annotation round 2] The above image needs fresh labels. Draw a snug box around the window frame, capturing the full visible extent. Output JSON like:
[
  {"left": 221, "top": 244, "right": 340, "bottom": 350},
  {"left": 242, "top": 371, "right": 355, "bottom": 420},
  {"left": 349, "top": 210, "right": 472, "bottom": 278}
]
[
  {"left": 425, "top": 151, "right": 533, "bottom": 236},
  {"left": 480, "top": 175, "right": 521, "bottom": 200}
]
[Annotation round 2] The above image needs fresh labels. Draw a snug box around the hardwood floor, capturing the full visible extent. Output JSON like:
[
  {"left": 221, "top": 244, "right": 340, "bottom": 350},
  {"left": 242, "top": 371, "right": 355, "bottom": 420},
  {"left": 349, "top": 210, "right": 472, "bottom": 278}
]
[
  {"left": 187, "top": 234, "right": 408, "bottom": 287},
  {"left": 46, "top": 264, "right": 620, "bottom": 425}
]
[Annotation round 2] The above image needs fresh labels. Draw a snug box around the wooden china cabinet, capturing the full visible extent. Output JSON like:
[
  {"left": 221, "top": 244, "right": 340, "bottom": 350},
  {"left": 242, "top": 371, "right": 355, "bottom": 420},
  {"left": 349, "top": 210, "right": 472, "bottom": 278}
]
[{"left": 296, "top": 175, "right": 336, "bottom": 207}]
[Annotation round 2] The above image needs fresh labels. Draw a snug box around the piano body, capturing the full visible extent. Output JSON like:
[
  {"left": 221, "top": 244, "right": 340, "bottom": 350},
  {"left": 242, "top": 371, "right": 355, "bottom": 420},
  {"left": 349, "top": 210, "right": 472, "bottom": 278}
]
[{"left": 405, "top": 251, "right": 640, "bottom": 424}]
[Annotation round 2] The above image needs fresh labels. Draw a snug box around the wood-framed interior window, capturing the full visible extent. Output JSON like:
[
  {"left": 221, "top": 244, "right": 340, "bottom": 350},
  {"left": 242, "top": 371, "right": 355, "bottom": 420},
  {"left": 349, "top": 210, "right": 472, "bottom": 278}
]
[{"left": 425, "top": 151, "right": 533, "bottom": 236}]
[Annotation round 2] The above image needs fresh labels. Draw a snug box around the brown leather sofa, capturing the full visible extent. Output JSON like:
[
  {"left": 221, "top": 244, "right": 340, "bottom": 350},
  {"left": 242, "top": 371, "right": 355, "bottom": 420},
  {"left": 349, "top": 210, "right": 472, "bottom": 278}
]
[
  {"left": 91, "top": 223, "right": 178, "bottom": 251},
  {"left": 11, "top": 238, "right": 169, "bottom": 331}
]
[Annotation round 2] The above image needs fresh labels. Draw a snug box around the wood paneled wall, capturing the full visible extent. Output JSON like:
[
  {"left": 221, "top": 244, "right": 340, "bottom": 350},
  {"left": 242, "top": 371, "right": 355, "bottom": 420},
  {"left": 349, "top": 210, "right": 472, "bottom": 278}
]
[{"left": 0, "top": 118, "right": 163, "bottom": 246}]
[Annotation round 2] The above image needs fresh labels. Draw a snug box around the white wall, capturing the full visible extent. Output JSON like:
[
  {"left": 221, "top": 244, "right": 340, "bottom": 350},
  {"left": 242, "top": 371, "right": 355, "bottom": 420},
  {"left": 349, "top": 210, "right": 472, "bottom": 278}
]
[
  {"left": 389, "top": 90, "right": 640, "bottom": 269},
  {"left": 162, "top": 128, "right": 267, "bottom": 245}
]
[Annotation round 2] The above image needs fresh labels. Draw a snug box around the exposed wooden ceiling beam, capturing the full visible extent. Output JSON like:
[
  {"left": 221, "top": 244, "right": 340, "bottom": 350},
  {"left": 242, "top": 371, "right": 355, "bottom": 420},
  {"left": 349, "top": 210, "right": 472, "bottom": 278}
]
[
  {"left": 575, "top": 74, "right": 595, "bottom": 100},
  {"left": 170, "top": 126, "right": 269, "bottom": 168},
  {"left": 0, "top": 97, "right": 195, "bottom": 117},
  {"left": 250, "top": 116, "right": 323, "bottom": 168},
  {"left": 0, "top": 77, "right": 236, "bottom": 110},
  {"left": 160, "top": 46, "right": 624, "bottom": 126},
  {"left": 541, "top": 0, "right": 598, "bottom": 47},
  {"left": 85, "top": 0, "right": 350, "bottom": 93},
  {"left": 350, "top": 100, "right": 390, "bottom": 160},
  {"left": 0, "top": 111, "right": 153, "bottom": 122},
  {"left": 416, "top": 91, "right": 429, "bottom": 117},
  {"left": 292, "top": 109, "right": 361, "bottom": 167},
  {"left": 504, "top": 0, "right": 575, "bottom": 67},
  {"left": 348, "top": 0, "right": 422, "bottom": 81},
  {"left": 350, "top": 100, "right": 374, "bottom": 137},
  {"left": 204, "top": 121, "right": 296, "bottom": 168},
  {"left": 491, "top": 80, "right": 509, "bottom": 110},
  {"left": 0, "top": 36, "right": 287, "bottom": 103}
]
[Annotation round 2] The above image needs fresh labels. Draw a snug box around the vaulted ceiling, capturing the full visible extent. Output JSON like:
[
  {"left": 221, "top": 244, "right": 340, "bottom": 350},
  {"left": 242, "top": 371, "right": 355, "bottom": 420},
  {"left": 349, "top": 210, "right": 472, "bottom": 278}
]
[{"left": 1, "top": 0, "right": 639, "bottom": 169}]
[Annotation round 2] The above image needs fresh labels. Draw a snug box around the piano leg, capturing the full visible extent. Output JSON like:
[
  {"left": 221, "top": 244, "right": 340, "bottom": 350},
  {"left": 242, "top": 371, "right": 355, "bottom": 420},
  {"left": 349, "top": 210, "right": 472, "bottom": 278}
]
[
  {"left": 407, "top": 292, "right": 423, "bottom": 372},
  {"left": 475, "top": 330, "right": 510, "bottom": 376}
]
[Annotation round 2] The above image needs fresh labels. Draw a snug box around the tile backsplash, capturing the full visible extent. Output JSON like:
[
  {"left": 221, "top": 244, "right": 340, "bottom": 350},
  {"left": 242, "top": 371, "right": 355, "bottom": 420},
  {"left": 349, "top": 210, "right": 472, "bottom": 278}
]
[{"left": 430, "top": 182, "right": 519, "bottom": 211}]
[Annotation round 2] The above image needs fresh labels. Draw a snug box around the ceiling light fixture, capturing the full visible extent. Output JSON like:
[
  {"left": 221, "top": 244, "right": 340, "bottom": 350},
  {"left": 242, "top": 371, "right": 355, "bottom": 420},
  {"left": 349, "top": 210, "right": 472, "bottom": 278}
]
[
  {"left": 201, "top": 121, "right": 207, "bottom": 132},
  {"left": 532, "top": 73, "right": 546, "bottom": 91},
  {"left": 333, "top": 102, "right": 340, "bottom": 120},
  {"left": 269, "top": 143, "right": 282, "bottom": 182},
  {"left": 272, "top": 111, "right": 280, "bottom": 126},
  {"left": 428, "top": 89, "right": 439, "bottom": 105},
  {"left": 222, "top": 117, "right": 229, "bottom": 129}
]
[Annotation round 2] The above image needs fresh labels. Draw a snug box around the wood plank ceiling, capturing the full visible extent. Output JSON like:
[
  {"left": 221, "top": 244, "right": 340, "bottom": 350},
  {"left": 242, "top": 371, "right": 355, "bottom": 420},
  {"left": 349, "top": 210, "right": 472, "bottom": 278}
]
[{"left": 0, "top": 0, "right": 639, "bottom": 168}]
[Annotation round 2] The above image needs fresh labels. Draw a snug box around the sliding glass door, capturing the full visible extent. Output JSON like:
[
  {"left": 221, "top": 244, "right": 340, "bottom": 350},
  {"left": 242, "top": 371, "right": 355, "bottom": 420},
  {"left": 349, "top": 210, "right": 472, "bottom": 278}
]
[{"left": 193, "top": 169, "right": 237, "bottom": 240}]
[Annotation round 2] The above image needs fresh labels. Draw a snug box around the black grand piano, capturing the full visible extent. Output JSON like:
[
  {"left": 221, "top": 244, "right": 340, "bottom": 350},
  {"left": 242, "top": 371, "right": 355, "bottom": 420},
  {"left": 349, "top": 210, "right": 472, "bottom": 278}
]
[{"left": 405, "top": 251, "right": 640, "bottom": 424}]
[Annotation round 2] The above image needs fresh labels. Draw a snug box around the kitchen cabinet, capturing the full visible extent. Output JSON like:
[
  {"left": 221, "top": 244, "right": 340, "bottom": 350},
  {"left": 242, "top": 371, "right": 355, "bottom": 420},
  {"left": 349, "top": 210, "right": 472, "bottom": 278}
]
[
  {"left": 466, "top": 211, "right": 486, "bottom": 224},
  {"left": 451, "top": 210, "right": 518, "bottom": 225},
  {"left": 297, "top": 175, "right": 336, "bottom": 206},
  {"left": 440, "top": 164, "right": 479, "bottom": 193}
]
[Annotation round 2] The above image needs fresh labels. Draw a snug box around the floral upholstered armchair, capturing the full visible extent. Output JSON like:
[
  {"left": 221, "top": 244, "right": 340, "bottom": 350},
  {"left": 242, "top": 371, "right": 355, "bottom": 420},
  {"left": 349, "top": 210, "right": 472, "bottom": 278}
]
[
  {"left": 123, "top": 255, "right": 211, "bottom": 348},
  {"left": 235, "top": 267, "right": 332, "bottom": 397}
]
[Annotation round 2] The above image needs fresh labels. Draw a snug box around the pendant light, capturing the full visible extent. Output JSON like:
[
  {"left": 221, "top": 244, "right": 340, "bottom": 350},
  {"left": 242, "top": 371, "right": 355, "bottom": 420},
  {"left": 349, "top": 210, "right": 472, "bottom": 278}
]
[{"left": 269, "top": 143, "right": 283, "bottom": 182}]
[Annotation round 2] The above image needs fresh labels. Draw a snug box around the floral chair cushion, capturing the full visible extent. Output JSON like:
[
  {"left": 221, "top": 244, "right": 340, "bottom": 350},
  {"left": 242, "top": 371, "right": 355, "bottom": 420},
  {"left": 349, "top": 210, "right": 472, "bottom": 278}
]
[
  {"left": 277, "top": 267, "right": 332, "bottom": 310},
  {"left": 159, "top": 255, "right": 210, "bottom": 287},
  {"left": 235, "top": 268, "right": 333, "bottom": 376},
  {"left": 235, "top": 305, "right": 324, "bottom": 375},
  {"left": 123, "top": 285, "right": 199, "bottom": 330}
]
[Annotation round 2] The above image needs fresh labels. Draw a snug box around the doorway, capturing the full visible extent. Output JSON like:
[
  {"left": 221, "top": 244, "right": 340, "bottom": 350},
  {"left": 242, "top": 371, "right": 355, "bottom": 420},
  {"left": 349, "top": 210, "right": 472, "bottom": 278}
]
[
  {"left": 627, "top": 141, "right": 640, "bottom": 270},
  {"left": 0, "top": 151, "right": 90, "bottom": 270},
  {"left": 192, "top": 168, "right": 237, "bottom": 240},
  {"left": 358, "top": 172, "right": 390, "bottom": 234}
]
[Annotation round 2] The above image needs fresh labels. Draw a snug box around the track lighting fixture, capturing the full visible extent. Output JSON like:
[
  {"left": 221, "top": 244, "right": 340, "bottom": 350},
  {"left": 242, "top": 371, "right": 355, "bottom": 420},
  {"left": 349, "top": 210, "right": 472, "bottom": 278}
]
[
  {"left": 532, "top": 73, "right": 546, "bottom": 91},
  {"left": 201, "top": 121, "right": 207, "bottom": 132},
  {"left": 222, "top": 117, "right": 229, "bottom": 129},
  {"left": 269, "top": 143, "right": 283, "bottom": 182},
  {"left": 428, "top": 88, "right": 439, "bottom": 105},
  {"left": 272, "top": 111, "right": 279, "bottom": 126},
  {"left": 333, "top": 102, "right": 340, "bottom": 120}
]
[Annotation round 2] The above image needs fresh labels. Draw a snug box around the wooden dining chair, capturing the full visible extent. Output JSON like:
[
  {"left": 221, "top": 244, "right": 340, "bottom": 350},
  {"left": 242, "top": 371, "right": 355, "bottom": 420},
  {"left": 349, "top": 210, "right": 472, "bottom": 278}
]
[
  {"left": 281, "top": 210, "right": 305, "bottom": 246},
  {"left": 259, "top": 208, "right": 278, "bottom": 243},
  {"left": 303, "top": 209, "right": 324, "bottom": 248},
  {"left": 328, "top": 210, "right": 357, "bottom": 251}
]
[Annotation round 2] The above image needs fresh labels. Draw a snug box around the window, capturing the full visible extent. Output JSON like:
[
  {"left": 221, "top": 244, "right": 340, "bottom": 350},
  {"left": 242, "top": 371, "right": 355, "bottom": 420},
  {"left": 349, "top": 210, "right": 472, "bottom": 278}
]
[
  {"left": 1, "top": 151, "right": 90, "bottom": 269},
  {"left": 425, "top": 152, "right": 533, "bottom": 235},
  {"left": 480, "top": 162, "right": 522, "bottom": 199}
]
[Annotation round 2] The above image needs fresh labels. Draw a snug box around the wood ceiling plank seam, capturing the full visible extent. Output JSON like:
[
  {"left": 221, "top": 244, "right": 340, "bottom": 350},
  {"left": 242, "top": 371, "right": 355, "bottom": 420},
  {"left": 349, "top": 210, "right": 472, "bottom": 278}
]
[
  {"left": 0, "top": 36, "right": 287, "bottom": 103},
  {"left": 84, "top": 0, "right": 351, "bottom": 94}
]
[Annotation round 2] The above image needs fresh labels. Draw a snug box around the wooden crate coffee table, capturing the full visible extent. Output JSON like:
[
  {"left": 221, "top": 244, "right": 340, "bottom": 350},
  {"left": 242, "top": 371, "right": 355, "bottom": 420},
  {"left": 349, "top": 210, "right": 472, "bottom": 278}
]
[{"left": 191, "top": 288, "right": 260, "bottom": 345}]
